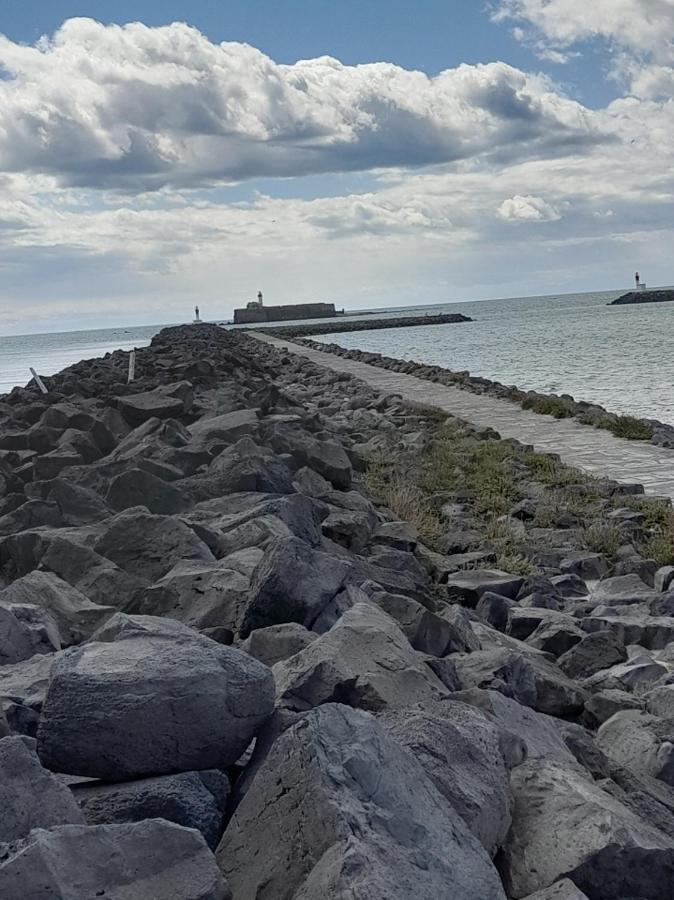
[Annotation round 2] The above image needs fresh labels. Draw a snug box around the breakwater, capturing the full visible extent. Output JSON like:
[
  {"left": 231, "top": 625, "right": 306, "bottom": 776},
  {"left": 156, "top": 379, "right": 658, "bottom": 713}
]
[
  {"left": 248, "top": 311, "right": 472, "bottom": 338},
  {"left": 610, "top": 289, "right": 674, "bottom": 305},
  {"left": 299, "top": 337, "right": 674, "bottom": 448},
  {"left": 1, "top": 324, "right": 674, "bottom": 897}
]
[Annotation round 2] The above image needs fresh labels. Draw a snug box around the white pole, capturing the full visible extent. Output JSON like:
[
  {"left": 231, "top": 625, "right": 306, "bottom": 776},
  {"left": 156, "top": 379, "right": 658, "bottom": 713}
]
[
  {"left": 29, "top": 367, "right": 48, "bottom": 394},
  {"left": 128, "top": 349, "right": 136, "bottom": 384}
]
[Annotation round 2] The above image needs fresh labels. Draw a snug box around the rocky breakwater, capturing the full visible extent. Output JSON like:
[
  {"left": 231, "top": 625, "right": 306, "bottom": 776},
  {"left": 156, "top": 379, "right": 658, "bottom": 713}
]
[
  {"left": 255, "top": 311, "right": 472, "bottom": 339},
  {"left": 610, "top": 289, "right": 674, "bottom": 305},
  {"left": 0, "top": 324, "right": 673, "bottom": 897}
]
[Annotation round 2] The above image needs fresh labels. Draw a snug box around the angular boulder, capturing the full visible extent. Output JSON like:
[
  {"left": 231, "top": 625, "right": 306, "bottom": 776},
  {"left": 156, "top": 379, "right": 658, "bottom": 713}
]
[
  {"left": 217, "top": 703, "right": 506, "bottom": 899},
  {"left": 0, "top": 820, "right": 228, "bottom": 900},
  {"left": 596, "top": 710, "right": 674, "bottom": 786},
  {"left": 0, "top": 735, "right": 84, "bottom": 842},
  {"left": 37, "top": 624, "right": 274, "bottom": 779}
]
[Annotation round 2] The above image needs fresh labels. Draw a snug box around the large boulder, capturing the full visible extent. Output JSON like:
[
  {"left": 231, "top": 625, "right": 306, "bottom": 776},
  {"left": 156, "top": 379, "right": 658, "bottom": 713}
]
[
  {"left": 117, "top": 382, "right": 192, "bottom": 425},
  {"left": 557, "top": 630, "right": 627, "bottom": 680},
  {"left": 239, "top": 536, "right": 350, "bottom": 638},
  {"left": 596, "top": 710, "right": 674, "bottom": 786},
  {"left": 239, "top": 622, "right": 317, "bottom": 668},
  {"left": 0, "top": 819, "right": 229, "bottom": 900},
  {"left": 521, "top": 882, "right": 589, "bottom": 900},
  {"left": 445, "top": 570, "right": 524, "bottom": 608},
  {"left": 0, "top": 735, "right": 84, "bottom": 842},
  {"left": 379, "top": 699, "right": 513, "bottom": 856},
  {"left": 106, "top": 467, "right": 186, "bottom": 514},
  {"left": 0, "top": 604, "right": 56, "bottom": 665},
  {"left": 93, "top": 509, "right": 215, "bottom": 583},
  {"left": 74, "top": 769, "right": 230, "bottom": 850},
  {"left": 501, "top": 759, "right": 670, "bottom": 897},
  {"left": 216, "top": 703, "right": 506, "bottom": 899},
  {"left": 37, "top": 623, "right": 274, "bottom": 779},
  {"left": 274, "top": 602, "right": 450, "bottom": 712},
  {"left": 0, "top": 571, "right": 115, "bottom": 646}
]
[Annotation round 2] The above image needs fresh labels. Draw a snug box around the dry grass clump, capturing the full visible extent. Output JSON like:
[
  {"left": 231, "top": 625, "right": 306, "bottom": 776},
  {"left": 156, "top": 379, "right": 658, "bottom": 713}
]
[
  {"left": 582, "top": 522, "right": 623, "bottom": 556},
  {"left": 604, "top": 415, "right": 653, "bottom": 441}
]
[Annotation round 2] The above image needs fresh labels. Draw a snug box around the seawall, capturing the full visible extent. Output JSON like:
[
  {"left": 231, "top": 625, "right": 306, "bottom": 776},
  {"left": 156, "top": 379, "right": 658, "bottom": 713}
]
[
  {"left": 609, "top": 289, "right": 674, "bottom": 305},
  {"left": 253, "top": 311, "right": 472, "bottom": 338}
]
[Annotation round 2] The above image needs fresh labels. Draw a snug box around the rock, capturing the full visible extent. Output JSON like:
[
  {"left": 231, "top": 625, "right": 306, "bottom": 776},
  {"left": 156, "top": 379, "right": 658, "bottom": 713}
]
[
  {"left": 0, "top": 735, "right": 84, "bottom": 842},
  {"left": 188, "top": 409, "right": 259, "bottom": 451},
  {"left": 379, "top": 699, "right": 512, "bottom": 856},
  {"left": 94, "top": 508, "right": 215, "bottom": 583},
  {"left": 476, "top": 591, "right": 513, "bottom": 632},
  {"left": 594, "top": 656, "right": 668, "bottom": 691},
  {"left": 106, "top": 467, "right": 186, "bottom": 514},
  {"left": 596, "top": 710, "right": 674, "bottom": 786},
  {"left": 0, "top": 652, "right": 57, "bottom": 735},
  {"left": 292, "top": 465, "right": 332, "bottom": 497},
  {"left": 646, "top": 684, "right": 674, "bottom": 719},
  {"left": 201, "top": 437, "right": 294, "bottom": 495},
  {"left": 0, "top": 603, "right": 56, "bottom": 665},
  {"left": 239, "top": 622, "right": 317, "bottom": 667},
  {"left": 74, "top": 769, "right": 230, "bottom": 850},
  {"left": 521, "top": 881, "right": 589, "bottom": 900},
  {"left": 509, "top": 607, "right": 575, "bottom": 641},
  {"left": 438, "top": 603, "right": 483, "bottom": 652},
  {"left": 591, "top": 573, "right": 656, "bottom": 604},
  {"left": 550, "top": 573, "right": 589, "bottom": 598},
  {"left": 0, "top": 819, "right": 229, "bottom": 900},
  {"left": 654, "top": 565, "right": 674, "bottom": 592},
  {"left": 457, "top": 688, "right": 575, "bottom": 764},
  {"left": 370, "top": 590, "right": 458, "bottom": 657},
  {"left": 48, "top": 478, "right": 110, "bottom": 526},
  {"left": 37, "top": 623, "right": 274, "bottom": 779},
  {"left": 502, "top": 759, "right": 670, "bottom": 897},
  {"left": 559, "top": 552, "right": 609, "bottom": 580},
  {"left": 302, "top": 437, "right": 353, "bottom": 490},
  {"left": 584, "top": 689, "right": 643, "bottom": 727},
  {"left": 217, "top": 703, "right": 506, "bottom": 899},
  {"left": 274, "top": 602, "right": 449, "bottom": 712},
  {"left": 454, "top": 648, "right": 586, "bottom": 716},
  {"left": 239, "top": 536, "right": 349, "bottom": 638},
  {"left": 0, "top": 571, "right": 115, "bottom": 646},
  {"left": 526, "top": 618, "right": 586, "bottom": 657},
  {"left": 117, "top": 383, "right": 192, "bottom": 425},
  {"left": 557, "top": 630, "right": 627, "bottom": 679},
  {"left": 373, "top": 520, "right": 418, "bottom": 552},
  {"left": 580, "top": 612, "right": 674, "bottom": 650},
  {"left": 445, "top": 570, "right": 524, "bottom": 607}
]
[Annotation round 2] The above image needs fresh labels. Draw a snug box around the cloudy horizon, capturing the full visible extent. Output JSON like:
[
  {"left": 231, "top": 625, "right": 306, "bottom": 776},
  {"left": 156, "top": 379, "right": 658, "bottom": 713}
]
[{"left": 0, "top": 1, "right": 673, "bottom": 334}]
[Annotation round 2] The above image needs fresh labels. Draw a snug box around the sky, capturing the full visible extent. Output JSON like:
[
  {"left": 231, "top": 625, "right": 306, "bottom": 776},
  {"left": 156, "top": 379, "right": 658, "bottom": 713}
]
[{"left": 0, "top": 1, "right": 673, "bottom": 333}]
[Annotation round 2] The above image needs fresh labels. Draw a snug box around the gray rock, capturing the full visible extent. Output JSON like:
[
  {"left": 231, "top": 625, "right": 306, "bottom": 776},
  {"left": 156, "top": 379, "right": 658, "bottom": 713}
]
[
  {"left": 559, "top": 552, "right": 609, "bottom": 580},
  {"left": 202, "top": 437, "right": 293, "bottom": 495},
  {"left": 0, "top": 571, "right": 115, "bottom": 647},
  {"left": 565, "top": 845, "right": 674, "bottom": 900},
  {"left": 48, "top": 478, "right": 110, "bottom": 526},
  {"left": 217, "top": 703, "right": 506, "bottom": 899},
  {"left": 645, "top": 684, "right": 674, "bottom": 719},
  {"left": 292, "top": 465, "right": 332, "bottom": 497},
  {"left": 445, "top": 570, "right": 524, "bottom": 608},
  {"left": 188, "top": 409, "right": 259, "bottom": 451},
  {"left": 550, "top": 573, "right": 589, "bottom": 598},
  {"left": 521, "top": 880, "right": 589, "bottom": 900},
  {"left": 0, "top": 735, "right": 84, "bottom": 842},
  {"left": 557, "top": 629, "right": 627, "bottom": 679},
  {"left": 37, "top": 624, "right": 274, "bottom": 779},
  {"left": 654, "top": 565, "right": 674, "bottom": 592},
  {"left": 370, "top": 591, "right": 458, "bottom": 657},
  {"left": 0, "top": 819, "right": 229, "bottom": 900},
  {"left": 526, "top": 618, "right": 586, "bottom": 657},
  {"left": 373, "top": 520, "right": 418, "bottom": 552},
  {"left": 239, "top": 536, "right": 349, "bottom": 638},
  {"left": 93, "top": 508, "right": 215, "bottom": 583},
  {"left": 74, "top": 769, "right": 230, "bottom": 850},
  {"left": 595, "top": 656, "right": 668, "bottom": 692},
  {"left": 106, "top": 467, "right": 186, "bottom": 514},
  {"left": 476, "top": 591, "right": 513, "bottom": 632},
  {"left": 597, "top": 709, "right": 674, "bottom": 786},
  {"left": 0, "top": 603, "right": 56, "bottom": 665},
  {"left": 509, "top": 607, "right": 575, "bottom": 641},
  {"left": 580, "top": 612, "right": 674, "bottom": 650},
  {"left": 502, "top": 759, "right": 670, "bottom": 897},
  {"left": 591, "top": 573, "right": 656, "bottom": 605},
  {"left": 584, "top": 688, "right": 644, "bottom": 727},
  {"left": 274, "top": 602, "right": 449, "bottom": 712},
  {"left": 438, "top": 603, "right": 483, "bottom": 652},
  {"left": 117, "top": 383, "right": 192, "bottom": 425},
  {"left": 239, "top": 622, "right": 317, "bottom": 667},
  {"left": 379, "top": 699, "right": 512, "bottom": 856},
  {"left": 303, "top": 437, "right": 353, "bottom": 490},
  {"left": 453, "top": 648, "right": 586, "bottom": 716}
]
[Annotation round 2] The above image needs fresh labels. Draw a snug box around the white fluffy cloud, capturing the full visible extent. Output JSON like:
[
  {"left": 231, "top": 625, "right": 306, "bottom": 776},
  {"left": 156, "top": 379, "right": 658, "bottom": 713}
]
[
  {"left": 498, "top": 194, "right": 561, "bottom": 220},
  {"left": 0, "top": 17, "right": 608, "bottom": 190}
]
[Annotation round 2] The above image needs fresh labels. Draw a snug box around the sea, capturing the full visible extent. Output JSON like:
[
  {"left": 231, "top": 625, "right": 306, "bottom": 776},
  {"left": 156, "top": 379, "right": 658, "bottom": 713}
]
[{"left": 1, "top": 289, "right": 673, "bottom": 423}]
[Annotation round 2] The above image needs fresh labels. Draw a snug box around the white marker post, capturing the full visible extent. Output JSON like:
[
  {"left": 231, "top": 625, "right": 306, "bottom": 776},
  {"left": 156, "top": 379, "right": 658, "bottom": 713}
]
[
  {"left": 29, "top": 367, "right": 48, "bottom": 395},
  {"left": 128, "top": 349, "right": 136, "bottom": 384}
]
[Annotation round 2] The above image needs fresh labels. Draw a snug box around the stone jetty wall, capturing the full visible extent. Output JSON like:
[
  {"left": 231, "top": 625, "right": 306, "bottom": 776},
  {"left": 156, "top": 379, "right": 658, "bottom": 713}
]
[
  {"left": 0, "top": 324, "right": 674, "bottom": 897},
  {"left": 299, "top": 337, "right": 674, "bottom": 448},
  {"left": 248, "top": 311, "right": 472, "bottom": 337},
  {"left": 610, "top": 289, "right": 674, "bottom": 305}
]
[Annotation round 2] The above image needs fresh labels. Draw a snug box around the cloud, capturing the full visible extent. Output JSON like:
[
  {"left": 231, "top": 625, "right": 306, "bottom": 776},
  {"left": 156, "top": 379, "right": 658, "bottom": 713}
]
[
  {"left": 0, "top": 17, "right": 609, "bottom": 191},
  {"left": 498, "top": 194, "right": 562, "bottom": 220}
]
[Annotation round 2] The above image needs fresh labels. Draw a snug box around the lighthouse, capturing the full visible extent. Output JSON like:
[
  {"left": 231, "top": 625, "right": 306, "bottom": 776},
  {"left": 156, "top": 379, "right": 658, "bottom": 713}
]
[{"left": 193, "top": 305, "right": 202, "bottom": 323}]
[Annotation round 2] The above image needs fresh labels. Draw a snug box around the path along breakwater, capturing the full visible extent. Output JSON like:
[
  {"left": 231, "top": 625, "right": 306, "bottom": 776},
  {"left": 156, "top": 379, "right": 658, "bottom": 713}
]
[{"left": 1, "top": 324, "right": 674, "bottom": 897}]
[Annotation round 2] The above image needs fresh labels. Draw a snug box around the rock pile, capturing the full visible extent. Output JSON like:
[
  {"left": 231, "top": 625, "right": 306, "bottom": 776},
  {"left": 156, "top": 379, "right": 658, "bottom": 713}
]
[{"left": 0, "top": 323, "right": 673, "bottom": 898}]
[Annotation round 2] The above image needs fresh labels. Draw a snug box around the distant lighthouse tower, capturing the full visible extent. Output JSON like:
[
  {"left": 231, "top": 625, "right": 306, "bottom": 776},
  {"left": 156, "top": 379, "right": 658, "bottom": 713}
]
[
  {"left": 193, "top": 305, "right": 202, "bottom": 323},
  {"left": 635, "top": 272, "right": 646, "bottom": 291}
]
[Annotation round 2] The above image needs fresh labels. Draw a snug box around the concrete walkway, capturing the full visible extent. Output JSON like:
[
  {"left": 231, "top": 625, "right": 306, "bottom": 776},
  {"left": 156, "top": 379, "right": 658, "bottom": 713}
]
[{"left": 253, "top": 332, "right": 674, "bottom": 500}]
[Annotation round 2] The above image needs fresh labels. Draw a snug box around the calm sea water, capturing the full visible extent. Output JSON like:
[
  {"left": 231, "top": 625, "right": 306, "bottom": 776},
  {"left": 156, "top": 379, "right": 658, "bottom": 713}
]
[{"left": 1, "top": 290, "right": 673, "bottom": 423}]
